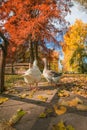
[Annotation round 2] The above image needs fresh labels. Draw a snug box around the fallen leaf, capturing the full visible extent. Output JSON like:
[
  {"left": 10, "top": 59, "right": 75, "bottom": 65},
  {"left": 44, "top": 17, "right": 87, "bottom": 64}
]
[
  {"left": 0, "top": 97, "right": 9, "bottom": 104},
  {"left": 53, "top": 105, "right": 67, "bottom": 115},
  {"left": 68, "top": 97, "right": 83, "bottom": 107},
  {"left": 58, "top": 93, "right": 64, "bottom": 97},
  {"left": 47, "top": 91, "right": 53, "bottom": 95},
  {"left": 76, "top": 104, "right": 87, "bottom": 111},
  {"left": 52, "top": 121, "right": 75, "bottom": 130},
  {"left": 28, "top": 89, "right": 36, "bottom": 98},
  {"left": 38, "top": 95, "right": 48, "bottom": 102},
  {"left": 8, "top": 109, "right": 26, "bottom": 126},
  {"left": 39, "top": 112, "right": 47, "bottom": 118},
  {"left": 66, "top": 125, "right": 75, "bottom": 130},
  {"left": 0, "top": 122, "right": 16, "bottom": 130},
  {"left": 58, "top": 90, "right": 70, "bottom": 97},
  {"left": 45, "top": 108, "right": 53, "bottom": 114},
  {"left": 19, "top": 93, "right": 27, "bottom": 98}
]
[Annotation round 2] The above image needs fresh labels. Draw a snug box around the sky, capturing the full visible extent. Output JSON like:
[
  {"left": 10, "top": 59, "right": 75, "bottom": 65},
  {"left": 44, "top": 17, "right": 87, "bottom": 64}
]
[{"left": 65, "top": 0, "right": 87, "bottom": 25}]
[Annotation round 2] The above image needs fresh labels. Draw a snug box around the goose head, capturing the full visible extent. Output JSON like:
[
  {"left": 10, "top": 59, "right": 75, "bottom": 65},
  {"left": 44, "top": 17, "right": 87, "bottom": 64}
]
[
  {"left": 33, "top": 59, "right": 38, "bottom": 67},
  {"left": 42, "top": 58, "right": 48, "bottom": 72}
]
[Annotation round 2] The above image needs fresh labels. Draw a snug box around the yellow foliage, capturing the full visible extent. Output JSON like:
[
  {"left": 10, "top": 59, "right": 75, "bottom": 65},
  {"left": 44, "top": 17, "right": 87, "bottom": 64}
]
[{"left": 62, "top": 20, "right": 87, "bottom": 72}]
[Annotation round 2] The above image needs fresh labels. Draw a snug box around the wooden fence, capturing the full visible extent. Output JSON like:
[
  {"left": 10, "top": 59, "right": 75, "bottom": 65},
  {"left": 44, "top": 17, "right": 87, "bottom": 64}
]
[
  {"left": 5, "top": 61, "right": 58, "bottom": 75},
  {"left": 5, "top": 63, "right": 29, "bottom": 74}
]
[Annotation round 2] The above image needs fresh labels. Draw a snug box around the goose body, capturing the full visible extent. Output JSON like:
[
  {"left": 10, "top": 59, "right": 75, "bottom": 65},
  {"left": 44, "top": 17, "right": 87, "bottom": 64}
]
[
  {"left": 42, "top": 58, "right": 62, "bottom": 85},
  {"left": 23, "top": 60, "right": 42, "bottom": 89},
  {"left": 32, "top": 60, "right": 42, "bottom": 84},
  {"left": 23, "top": 63, "right": 34, "bottom": 86}
]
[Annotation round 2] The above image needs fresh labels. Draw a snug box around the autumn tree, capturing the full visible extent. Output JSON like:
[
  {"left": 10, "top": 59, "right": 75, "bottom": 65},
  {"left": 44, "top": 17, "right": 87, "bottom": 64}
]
[
  {"left": 70, "top": 45, "right": 87, "bottom": 73},
  {"left": 0, "top": 0, "right": 70, "bottom": 92},
  {"left": 47, "top": 49, "right": 59, "bottom": 71},
  {"left": 62, "top": 20, "right": 87, "bottom": 73}
]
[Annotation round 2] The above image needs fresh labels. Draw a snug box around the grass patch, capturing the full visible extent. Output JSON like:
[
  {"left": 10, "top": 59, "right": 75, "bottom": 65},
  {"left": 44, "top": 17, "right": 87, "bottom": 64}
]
[{"left": 5, "top": 74, "right": 23, "bottom": 89}]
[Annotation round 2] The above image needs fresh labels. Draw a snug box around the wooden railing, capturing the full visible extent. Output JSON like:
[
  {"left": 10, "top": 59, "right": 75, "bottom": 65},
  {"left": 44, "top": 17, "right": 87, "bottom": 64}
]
[
  {"left": 5, "top": 63, "right": 29, "bottom": 74},
  {"left": 5, "top": 61, "right": 58, "bottom": 74}
]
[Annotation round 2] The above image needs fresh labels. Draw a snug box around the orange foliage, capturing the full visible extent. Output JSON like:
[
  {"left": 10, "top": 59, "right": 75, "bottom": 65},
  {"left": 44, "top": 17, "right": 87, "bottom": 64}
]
[
  {"left": 12, "top": 47, "right": 16, "bottom": 52},
  {"left": 0, "top": 0, "right": 70, "bottom": 46}
]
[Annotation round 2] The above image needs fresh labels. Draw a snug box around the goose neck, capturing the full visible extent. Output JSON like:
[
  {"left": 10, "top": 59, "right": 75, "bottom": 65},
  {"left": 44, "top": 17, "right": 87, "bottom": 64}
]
[{"left": 44, "top": 60, "right": 48, "bottom": 71}]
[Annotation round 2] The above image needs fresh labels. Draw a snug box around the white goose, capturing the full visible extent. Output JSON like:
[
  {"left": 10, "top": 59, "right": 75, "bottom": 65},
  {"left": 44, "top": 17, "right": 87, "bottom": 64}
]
[
  {"left": 42, "top": 58, "right": 62, "bottom": 86},
  {"left": 23, "top": 59, "right": 42, "bottom": 89}
]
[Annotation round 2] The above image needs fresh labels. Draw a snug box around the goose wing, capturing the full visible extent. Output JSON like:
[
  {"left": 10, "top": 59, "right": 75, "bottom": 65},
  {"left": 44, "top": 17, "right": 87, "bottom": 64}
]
[
  {"left": 50, "top": 71, "right": 62, "bottom": 77},
  {"left": 46, "top": 70, "right": 62, "bottom": 77}
]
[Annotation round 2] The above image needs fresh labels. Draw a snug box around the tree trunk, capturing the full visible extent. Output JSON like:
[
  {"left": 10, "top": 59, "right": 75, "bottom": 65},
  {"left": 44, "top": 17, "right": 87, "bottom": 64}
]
[
  {"left": 11, "top": 62, "right": 15, "bottom": 74},
  {"left": 29, "top": 39, "right": 34, "bottom": 64},
  {"left": 0, "top": 32, "right": 9, "bottom": 93},
  {"left": 34, "top": 41, "right": 38, "bottom": 60},
  {"left": 0, "top": 50, "right": 6, "bottom": 92},
  {"left": 48, "top": 50, "right": 51, "bottom": 69}
]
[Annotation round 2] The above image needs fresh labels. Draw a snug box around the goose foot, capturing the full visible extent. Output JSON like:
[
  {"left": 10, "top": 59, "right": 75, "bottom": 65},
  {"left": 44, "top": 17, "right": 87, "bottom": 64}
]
[{"left": 33, "top": 87, "right": 40, "bottom": 91}]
